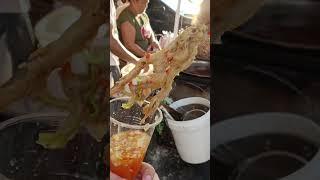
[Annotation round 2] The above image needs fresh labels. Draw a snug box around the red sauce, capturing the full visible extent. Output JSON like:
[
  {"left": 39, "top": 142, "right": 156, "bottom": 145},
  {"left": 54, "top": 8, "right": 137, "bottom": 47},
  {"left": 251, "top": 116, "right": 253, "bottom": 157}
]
[{"left": 110, "top": 130, "right": 151, "bottom": 180}]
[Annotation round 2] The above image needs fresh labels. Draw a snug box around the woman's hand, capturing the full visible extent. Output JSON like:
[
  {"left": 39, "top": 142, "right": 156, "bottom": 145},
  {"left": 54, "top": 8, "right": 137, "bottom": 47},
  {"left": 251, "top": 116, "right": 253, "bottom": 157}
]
[
  {"left": 110, "top": 162, "right": 159, "bottom": 180},
  {"left": 149, "top": 41, "right": 161, "bottom": 51},
  {"left": 110, "top": 172, "right": 124, "bottom": 180}
]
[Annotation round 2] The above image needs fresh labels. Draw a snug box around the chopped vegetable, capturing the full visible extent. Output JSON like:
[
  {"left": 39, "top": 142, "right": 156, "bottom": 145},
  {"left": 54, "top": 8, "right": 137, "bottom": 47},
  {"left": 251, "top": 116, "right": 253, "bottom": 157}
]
[
  {"left": 155, "top": 121, "right": 165, "bottom": 135},
  {"left": 122, "top": 102, "right": 134, "bottom": 109},
  {"left": 37, "top": 114, "right": 82, "bottom": 149},
  {"left": 162, "top": 97, "right": 173, "bottom": 105}
]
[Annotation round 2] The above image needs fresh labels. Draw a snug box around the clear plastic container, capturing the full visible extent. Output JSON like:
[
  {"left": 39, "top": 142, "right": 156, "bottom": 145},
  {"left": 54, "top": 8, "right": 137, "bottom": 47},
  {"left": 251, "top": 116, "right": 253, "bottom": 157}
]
[
  {"left": 110, "top": 97, "right": 162, "bottom": 180},
  {"left": 0, "top": 113, "right": 107, "bottom": 180}
]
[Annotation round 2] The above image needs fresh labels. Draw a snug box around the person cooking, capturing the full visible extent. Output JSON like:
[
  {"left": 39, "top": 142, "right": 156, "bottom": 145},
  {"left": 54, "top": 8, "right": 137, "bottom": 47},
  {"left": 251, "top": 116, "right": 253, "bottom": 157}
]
[
  {"left": 117, "top": 0, "right": 161, "bottom": 58},
  {"left": 110, "top": 0, "right": 140, "bottom": 88}
]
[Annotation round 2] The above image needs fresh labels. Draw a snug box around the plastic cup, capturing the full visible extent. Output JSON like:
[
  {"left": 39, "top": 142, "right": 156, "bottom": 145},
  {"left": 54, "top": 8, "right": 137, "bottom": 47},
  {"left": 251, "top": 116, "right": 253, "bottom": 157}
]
[
  {"left": 0, "top": 112, "right": 106, "bottom": 179},
  {"left": 109, "top": 97, "right": 162, "bottom": 180}
]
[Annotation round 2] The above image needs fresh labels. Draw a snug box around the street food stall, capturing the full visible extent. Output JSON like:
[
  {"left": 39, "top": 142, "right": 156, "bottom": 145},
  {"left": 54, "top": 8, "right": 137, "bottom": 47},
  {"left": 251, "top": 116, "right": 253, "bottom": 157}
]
[
  {"left": 0, "top": 0, "right": 210, "bottom": 179},
  {"left": 111, "top": 0, "right": 210, "bottom": 179}
]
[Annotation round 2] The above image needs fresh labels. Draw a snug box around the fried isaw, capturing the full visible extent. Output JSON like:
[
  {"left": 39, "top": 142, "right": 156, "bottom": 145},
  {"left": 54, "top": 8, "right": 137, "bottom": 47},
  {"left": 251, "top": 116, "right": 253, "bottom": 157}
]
[{"left": 111, "top": 24, "right": 208, "bottom": 123}]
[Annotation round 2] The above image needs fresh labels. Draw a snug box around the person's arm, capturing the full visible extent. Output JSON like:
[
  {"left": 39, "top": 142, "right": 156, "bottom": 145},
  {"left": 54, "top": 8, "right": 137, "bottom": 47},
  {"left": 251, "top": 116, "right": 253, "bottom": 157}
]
[
  {"left": 120, "top": 21, "right": 146, "bottom": 57},
  {"left": 145, "top": 14, "right": 160, "bottom": 50},
  {"left": 149, "top": 29, "right": 161, "bottom": 50},
  {"left": 110, "top": 24, "right": 139, "bottom": 64}
]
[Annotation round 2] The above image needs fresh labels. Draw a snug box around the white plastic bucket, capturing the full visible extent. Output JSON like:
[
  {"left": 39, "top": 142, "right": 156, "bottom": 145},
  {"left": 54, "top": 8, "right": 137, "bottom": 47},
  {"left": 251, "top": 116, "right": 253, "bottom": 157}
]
[{"left": 166, "top": 97, "right": 210, "bottom": 164}]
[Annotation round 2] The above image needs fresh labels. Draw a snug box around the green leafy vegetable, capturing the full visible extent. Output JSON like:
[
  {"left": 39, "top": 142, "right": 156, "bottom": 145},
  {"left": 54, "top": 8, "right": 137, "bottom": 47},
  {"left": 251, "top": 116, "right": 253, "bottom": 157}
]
[
  {"left": 162, "top": 97, "right": 173, "bottom": 105},
  {"left": 37, "top": 115, "right": 82, "bottom": 149},
  {"left": 156, "top": 121, "right": 165, "bottom": 135},
  {"left": 121, "top": 102, "right": 134, "bottom": 109}
]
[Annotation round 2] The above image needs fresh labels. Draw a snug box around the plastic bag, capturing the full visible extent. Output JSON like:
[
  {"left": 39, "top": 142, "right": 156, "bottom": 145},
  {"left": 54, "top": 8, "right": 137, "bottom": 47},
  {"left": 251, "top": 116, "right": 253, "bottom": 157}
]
[{"left": 159, "top": 31, "right": 175, "bottom": 49}]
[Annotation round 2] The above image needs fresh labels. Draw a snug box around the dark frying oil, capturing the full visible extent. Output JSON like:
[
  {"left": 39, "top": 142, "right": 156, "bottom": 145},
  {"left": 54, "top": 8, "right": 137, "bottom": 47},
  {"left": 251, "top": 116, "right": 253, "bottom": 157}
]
[
  {"left": 213, "top": 134, "right": 319, "bottom": 180},
  {"left": 176, "top": 104, "right": 209, "bottom": 121}
]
